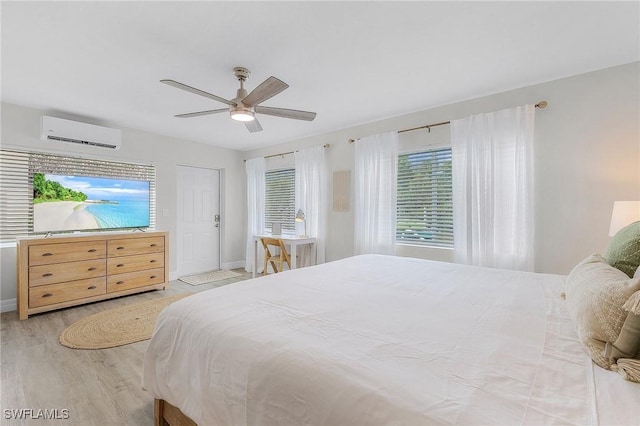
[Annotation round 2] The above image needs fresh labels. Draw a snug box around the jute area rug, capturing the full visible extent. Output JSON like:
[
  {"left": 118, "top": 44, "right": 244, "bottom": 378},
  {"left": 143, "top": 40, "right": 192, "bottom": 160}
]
[
  {"left": 178, "top": 269, "right": 242, "bottom": 286},
  {"left": 59, "top": 293, "right": 192, "bottom": 349}
]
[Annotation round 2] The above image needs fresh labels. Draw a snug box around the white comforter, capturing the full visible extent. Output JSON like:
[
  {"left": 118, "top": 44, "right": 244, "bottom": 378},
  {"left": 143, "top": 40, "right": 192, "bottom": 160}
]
[{"left": 142, "top": 255, "right": 640, "bottom": 425}]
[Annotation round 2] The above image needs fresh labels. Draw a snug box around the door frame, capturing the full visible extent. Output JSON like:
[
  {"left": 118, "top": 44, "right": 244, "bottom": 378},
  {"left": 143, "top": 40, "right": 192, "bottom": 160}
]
[{"left": 176, "top": 164, "right": 222, "bottom": 276}]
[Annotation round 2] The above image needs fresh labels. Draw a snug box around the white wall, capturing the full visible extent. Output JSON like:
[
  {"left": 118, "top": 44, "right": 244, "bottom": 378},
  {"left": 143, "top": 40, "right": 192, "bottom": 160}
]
[
  {"left": 0, "top": 102, "right": 246, "bottom": 310},
  {"left": 243, "top": 62, "right": 640, "bottom": 275},
  {"left": 2, "top": 62, "right": 637, "bottom": 311}
]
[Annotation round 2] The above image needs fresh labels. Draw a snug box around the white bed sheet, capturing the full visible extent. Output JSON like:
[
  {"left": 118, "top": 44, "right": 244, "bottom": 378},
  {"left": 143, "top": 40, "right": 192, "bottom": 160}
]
[{"left": 143, "top": 254, "right": 640, "bottom": 425}]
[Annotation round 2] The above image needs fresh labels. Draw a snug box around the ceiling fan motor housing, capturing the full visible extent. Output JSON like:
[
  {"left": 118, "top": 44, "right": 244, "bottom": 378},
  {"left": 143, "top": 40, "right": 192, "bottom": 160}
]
[
  {"left": 234, "top": 88, "right": 249, "bottom": 103},
  {"left": 231, "top": 84, "right": 254, "bottom": 121}
]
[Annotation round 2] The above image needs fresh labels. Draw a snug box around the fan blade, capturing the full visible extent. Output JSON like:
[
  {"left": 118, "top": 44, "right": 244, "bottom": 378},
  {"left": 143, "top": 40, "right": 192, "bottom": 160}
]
[
  {"left": 255, "top": 106, "right": 316, "bottom": 121},
  {"left": 160, "top": 79, "right": 235, "bottom": 106},
  {"left": 244, "top": 118, "right": 263, "bottom": 133},
  {"left": 242, "top": 77, "right": 289, "bottom": 107},
  {"left": 174, "top": 109, "right": 228, "bottom": 118}
]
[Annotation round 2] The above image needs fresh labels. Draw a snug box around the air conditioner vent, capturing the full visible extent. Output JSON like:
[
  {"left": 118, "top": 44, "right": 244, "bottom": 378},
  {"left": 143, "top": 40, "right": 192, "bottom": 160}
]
[
  {"left": 41, "top": 116, "right": 122, "bottom": 150},
  {"left": 45, "top": 135, "right": 120, "bottom": 149}
]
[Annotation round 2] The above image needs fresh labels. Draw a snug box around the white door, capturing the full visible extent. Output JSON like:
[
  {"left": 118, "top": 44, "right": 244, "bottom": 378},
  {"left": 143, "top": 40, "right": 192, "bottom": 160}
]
[{"left": 177, "top": 166, "right": 220, "bottom": 275}]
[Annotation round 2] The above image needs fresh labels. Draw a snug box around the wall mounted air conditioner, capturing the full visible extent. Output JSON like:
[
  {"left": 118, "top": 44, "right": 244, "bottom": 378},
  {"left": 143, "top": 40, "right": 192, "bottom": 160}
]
[{"left": 41, "top": 116, "right": 122, "bottom": 150}]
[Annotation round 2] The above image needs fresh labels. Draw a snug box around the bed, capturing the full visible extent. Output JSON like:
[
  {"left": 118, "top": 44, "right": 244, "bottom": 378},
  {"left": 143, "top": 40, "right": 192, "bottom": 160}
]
[{"left": 142, "top": 254, "right": 640, "bottom": 425}]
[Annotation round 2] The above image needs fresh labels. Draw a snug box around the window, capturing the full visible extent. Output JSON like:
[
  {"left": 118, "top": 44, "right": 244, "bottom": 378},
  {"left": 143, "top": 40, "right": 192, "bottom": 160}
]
[
  {"left": 265, "top": 168, "right": 295, "bottom": 233},
  {"left": 396, "top": 148, "right": 453, "bottom": 247},
  {"left": 0, "top": 148, "right": 156, "bottom": 243}
]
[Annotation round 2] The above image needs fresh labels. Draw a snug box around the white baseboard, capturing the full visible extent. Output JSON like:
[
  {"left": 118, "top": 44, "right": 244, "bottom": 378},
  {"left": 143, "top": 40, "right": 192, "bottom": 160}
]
[
  {"left": 222, "top": 260, "right": 246, "bottom": 270},
  {"left": 1, "top": 298, "right": 17, "bottom": 313}
]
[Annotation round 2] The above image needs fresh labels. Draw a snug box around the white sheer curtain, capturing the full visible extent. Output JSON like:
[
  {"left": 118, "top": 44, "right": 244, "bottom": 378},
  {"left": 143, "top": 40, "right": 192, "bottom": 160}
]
[
  {"left": 295, "top": 145, "right": 327, "bottom": 266},
  {"left": 245, "top": 157, "right": 265, "bottom": 273},
  {"left": 353, "top": 131, "right": 398, "bottom": 255},
  {"left": 450, "top": 104, "right": 535, "bottom": 271}
]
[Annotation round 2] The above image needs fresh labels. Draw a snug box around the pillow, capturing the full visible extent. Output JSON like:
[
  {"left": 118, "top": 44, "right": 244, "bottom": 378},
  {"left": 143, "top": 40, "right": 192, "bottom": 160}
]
[
  {"left": 604, "top": 221, "right": 640, "bottom": 278},
  {"left": 606, "top": 291, "right": 640, "bottom": 382},
  {"left": 635, "top": 265, "right": 640, "bottom": 279},
  {"left": 606, "top": 308, "right": 640, "bottom": 361},
  {"left": 565, "top": 254, "right": 640, "bottom": 369}
]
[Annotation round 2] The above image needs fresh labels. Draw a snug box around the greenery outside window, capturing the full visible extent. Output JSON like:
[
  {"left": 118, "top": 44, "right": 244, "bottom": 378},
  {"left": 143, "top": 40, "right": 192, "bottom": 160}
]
[
  {"left": 397, "top": 147, "right": 453, "bottom": 247},
  {"left": 265, "top": 168, "right": 295, "bottom": 233}
]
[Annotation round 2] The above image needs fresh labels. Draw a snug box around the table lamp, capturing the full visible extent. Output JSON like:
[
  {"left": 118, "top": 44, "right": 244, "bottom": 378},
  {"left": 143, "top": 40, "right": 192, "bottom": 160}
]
[
  {"left": 609, "top": 201, "right": 640, "bottom": 236},
  {"left": 295, "top": 209, "right": 307, "bottom": 237}
]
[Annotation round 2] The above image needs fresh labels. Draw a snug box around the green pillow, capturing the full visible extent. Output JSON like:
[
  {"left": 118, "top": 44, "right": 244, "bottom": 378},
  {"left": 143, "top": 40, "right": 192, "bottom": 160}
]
[{"left": 604, "top": 221, "right": 640, "bottom": 278}]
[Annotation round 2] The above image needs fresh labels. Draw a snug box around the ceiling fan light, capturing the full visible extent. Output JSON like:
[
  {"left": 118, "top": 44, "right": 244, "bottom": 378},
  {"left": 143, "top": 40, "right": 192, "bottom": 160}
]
[{"left": 230, "top": 110, "right": 255, "bottom": 122}]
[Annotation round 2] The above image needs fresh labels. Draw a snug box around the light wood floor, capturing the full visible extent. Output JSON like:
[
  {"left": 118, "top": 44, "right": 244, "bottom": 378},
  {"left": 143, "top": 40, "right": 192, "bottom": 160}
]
[{"left": 1, "top": 269, "right": 252, "bottom": 425}]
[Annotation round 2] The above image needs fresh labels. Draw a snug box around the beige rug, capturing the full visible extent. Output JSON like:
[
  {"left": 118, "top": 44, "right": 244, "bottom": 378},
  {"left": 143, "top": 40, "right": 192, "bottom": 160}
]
[
  {"left": 59, "top": 293, "right": 193, "bottom": 349},
  {"left": 178, "top": 269, "right": 242, "bottom": 286}
]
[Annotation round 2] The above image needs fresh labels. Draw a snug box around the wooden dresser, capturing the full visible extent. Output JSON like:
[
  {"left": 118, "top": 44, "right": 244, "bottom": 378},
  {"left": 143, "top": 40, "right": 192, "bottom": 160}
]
[{"left": 17, "top": 231, "right": 169, "bottom": 320}]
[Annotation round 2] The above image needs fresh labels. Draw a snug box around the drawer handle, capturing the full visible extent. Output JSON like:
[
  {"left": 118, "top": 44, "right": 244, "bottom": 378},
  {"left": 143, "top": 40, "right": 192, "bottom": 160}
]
[
  {"left": 42, "top": 293, "right": 53, "bottom": 298},
  {"left": 42, "top": 273, "right": 53, "bottom": 277},
  {"left": 150, "top": 275, "right": 157, "bottom": 279},
  {"left": 87, "top": 285, "right": 97, "bottom": 290},
  {"left": 116, "top": 246, "right": 125, "bottom": 250},
  {"left": 88, "top": 249, "right": 97, "bottom": 253},
  {"left": 116, "top": 264, "right": 125, "bottom": 267},
  {"left": 88, "top": 267, "right": 97, "bottom": 271},
  {"left": 150, "top": 244, "right": 157, "bottom": 247},
  {"left": 116, "top": 281, "right": 125, "bottom": 285},
  {"left": 42, "top": 253, "right": 53, "bottom": 257},
  {"left": 150, "top": 260, "right": 157, "bottom": 263}
]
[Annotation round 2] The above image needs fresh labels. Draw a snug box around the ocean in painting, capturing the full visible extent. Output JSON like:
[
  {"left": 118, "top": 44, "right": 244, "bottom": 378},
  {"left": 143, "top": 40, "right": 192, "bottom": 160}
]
[{"left": 85, "top": 199, "right": 150, "bottom": 228}]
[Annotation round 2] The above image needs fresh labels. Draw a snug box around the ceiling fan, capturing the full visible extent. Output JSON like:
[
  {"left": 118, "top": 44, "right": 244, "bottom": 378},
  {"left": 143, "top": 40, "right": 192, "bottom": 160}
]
[{"left": 161, "top": 67, "right": 317, "bottom": 133}]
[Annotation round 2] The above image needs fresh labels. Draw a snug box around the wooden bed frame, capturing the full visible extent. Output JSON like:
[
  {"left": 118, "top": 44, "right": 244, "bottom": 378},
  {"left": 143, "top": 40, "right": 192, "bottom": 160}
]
[{"left": 154, "top": 399, "right": 197, "bottom": 426}]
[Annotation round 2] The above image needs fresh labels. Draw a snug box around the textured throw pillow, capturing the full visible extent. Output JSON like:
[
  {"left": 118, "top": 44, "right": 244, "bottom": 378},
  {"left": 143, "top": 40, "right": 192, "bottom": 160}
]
[
  {"left": 604, "top": 221, "right": 640, "bottom": 278},
  {"left": 565, "top": 254, "right": 640, "bottom": 369},
  {"left": 606, "top": 291, "right": 640, "bottom": 382},
  {"left": 606, "top": 308, "right": 640, "bottom": 361}
]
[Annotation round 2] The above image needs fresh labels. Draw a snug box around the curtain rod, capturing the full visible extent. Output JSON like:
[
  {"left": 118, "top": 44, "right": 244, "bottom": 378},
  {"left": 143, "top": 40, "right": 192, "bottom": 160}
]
[
  {"left": 348, "top": 100, "right": 548, "bottom": 143},
  {"left": 244, "top": 144, "right": 330, "bottom": 162}
]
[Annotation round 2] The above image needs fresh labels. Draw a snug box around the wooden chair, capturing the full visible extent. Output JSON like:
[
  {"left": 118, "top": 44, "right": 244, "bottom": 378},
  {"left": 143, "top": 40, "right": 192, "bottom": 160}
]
[{"left": 260, "top": 237, "right": 291, "bottom": 275}]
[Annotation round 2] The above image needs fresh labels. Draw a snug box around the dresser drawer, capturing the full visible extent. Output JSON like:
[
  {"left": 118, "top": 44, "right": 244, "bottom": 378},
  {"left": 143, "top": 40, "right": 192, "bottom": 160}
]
[
  {"left": 107, "top": 237, "right": 165, "bottom": 257},
  {"left": 107, "top": 267, "right": 165, "bottom": 293},
  {"left": 29, "top": 259, "right": 106, "bottom": 287},
  {"left": 29, "top": 241, "right": 106, "bottom": 266},
  {"left": 107, "top": 253, "right": 164, "bottom": 275},
  {"left": 29, "top": 277, "right": 106, "bottom": 309}
]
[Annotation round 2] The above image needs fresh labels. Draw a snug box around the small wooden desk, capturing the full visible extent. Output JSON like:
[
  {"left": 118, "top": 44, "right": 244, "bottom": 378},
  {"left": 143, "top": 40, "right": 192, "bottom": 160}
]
[{"left": 253, "top": 235, "right": 317, "bottom": 278}]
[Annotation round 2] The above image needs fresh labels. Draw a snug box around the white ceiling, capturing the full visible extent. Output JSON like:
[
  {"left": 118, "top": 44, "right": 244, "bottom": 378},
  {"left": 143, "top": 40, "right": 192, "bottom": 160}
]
[{"left": 2, "top": 1, "right": 638, "bottom": 151}]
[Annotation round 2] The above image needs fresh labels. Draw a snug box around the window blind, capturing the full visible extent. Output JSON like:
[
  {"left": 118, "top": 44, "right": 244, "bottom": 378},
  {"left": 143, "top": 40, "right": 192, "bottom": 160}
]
[
  {"left": 0, "top": 148, "right": 156, "bottom": 243},
  {"left": 396, "top": 148, "right": 453, "bottom": 247},
  {"left": 0, "top": 150, "right": 32, "bottom": 242},
  {"left": 265, "top": 168, "right": 295, "bottom": 232}
]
